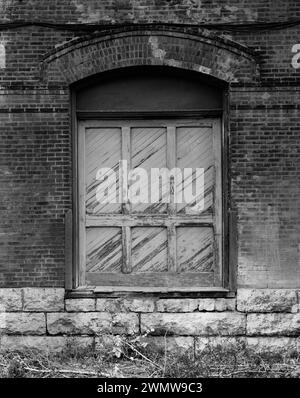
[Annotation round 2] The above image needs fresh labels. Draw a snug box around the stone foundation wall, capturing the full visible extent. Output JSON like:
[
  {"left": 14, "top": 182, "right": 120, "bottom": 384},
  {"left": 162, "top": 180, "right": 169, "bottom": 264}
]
[{"left": 0, "top": 288, "right": 299, "bottom": 355}]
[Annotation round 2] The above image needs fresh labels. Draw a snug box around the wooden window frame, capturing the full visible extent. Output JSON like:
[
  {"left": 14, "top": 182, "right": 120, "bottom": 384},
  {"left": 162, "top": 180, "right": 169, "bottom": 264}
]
[
  {"left": 78, "top": 118, "right": 221, "bottom": 287},
  {"left": 66, "top": 91, "right": 236, "bottom": 298}
]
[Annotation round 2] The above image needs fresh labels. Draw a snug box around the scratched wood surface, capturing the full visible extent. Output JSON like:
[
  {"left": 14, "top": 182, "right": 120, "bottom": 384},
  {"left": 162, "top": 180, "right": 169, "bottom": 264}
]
[
  {"left": 80, "top": 119, "right": 222, "bottom": 289},
  {"left": 86, "top": 227, "right": 122, "bottom": 273},
  {"left": 176, "top": 126, "right": 214, "bottom": 214},
  {"left": 85, "top": 127, "right": 121, "bottom": 214},
  {"left": 131, "top": 227, "right": 168, "bottom": 272},
  {"left": 177, "top": 227, "right": 214, "bottom": 272},
  {"left": 131, "top": 127, "right": 167, "bottom": 213},
  {"left": 86, "top": 272, "right": 215, "bottom": 287}
]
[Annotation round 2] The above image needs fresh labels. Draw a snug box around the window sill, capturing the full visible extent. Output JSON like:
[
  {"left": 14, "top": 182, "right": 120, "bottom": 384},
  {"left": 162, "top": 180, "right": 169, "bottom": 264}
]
[{"left": 66, "top": 286, "right": 235, "bottom": 299}]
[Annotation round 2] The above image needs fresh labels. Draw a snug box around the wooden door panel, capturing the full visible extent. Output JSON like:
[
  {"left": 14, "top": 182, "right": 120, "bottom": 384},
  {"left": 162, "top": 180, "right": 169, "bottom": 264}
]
[
  {"left": 131, "top": 227, "right": 168, "bottom": 272},
  {"left": 86, "top": 271, "right": 215, "bottom": 288},
  {"left": 176, "top": 126, "right": 214, "bottom": 214},
  {"left": 86, "top": 227, "right": 122, "bottom": 273},
  {"left": 79, "top": 119, "right": 222, "bottom": 290},
  {"left": 85, "top": 127, "right": 122, "bottom": 214},
  {"left": 177, "top": 227, "right": 214, "bottom": 272},
  {"left": 131, "top": 127, "right": 167, "bottom": 213}
]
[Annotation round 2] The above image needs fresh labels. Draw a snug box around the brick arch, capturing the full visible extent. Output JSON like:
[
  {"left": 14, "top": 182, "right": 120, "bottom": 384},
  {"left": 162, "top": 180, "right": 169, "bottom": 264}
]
[{"left": 41, "top": 28, "right": 259, "bottom": 85}]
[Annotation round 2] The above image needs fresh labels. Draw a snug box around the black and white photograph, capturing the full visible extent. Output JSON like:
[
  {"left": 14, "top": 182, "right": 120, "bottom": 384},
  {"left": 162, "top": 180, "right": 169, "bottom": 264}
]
[{"left": 0, "top": 0, "right": 299, "bottom": 392}]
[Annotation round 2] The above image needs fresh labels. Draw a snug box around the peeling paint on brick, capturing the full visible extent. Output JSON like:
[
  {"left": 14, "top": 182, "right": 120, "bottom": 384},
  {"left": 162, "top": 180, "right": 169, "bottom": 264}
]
[{"left": 148, "top": 36, "right": 166, "bottom": 61}]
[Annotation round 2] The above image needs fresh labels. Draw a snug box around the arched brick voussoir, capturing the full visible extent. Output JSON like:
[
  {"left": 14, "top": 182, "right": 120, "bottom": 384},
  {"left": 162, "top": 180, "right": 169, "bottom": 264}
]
[{"left": 41, "top": 29, "right": 259, "bottom": 86}]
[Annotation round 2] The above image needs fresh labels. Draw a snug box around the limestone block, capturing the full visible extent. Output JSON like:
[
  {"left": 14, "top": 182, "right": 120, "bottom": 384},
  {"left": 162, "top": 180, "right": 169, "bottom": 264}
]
[
  {"left": 141, "top": 312, "right": 246, "bottom": 336},
  {"left": 237, "top": 289, "right": 297, "bottom": 313},
  {"left": 65, "top": 298, "right": 96, "bottom": 312},
  {"left": 0, "top": 312, "right": 46, "bottom": 335},
  {"left": 23, "top": 288, "right": 64, "bottom": 311},
  {"left": 0, "top": 288, "right": 22, "bottom": 311},
  {"left": 247, "top": 313, "right": 300, "bottom": 336}
]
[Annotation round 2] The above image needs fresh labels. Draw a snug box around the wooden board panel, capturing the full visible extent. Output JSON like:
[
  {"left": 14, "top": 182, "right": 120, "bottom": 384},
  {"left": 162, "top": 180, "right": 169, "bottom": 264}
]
[
  {"left": 86, "top": 227, "right": 122, "bottom": 273},
  {"left": 79, "top": 119, "right": 222, "bottom": 290},
  {"left": 131, "top": 127, "right": 167, "bottom": 213},
  {"left": 85, "top": 127, "right": 121, "bottom": 214},
  {"left": 177, "top": 227, "right": 214, "bottom": 272},
  {"left": 86, "top": 214, "right": 213, "bottom": 227},
  {"left": 86, "top": 271, "right": 215, "bottom": 287},
  {"left": 176, "top": 126, "right": 214, "bottom": 214},
  {"left": 131, "top": 227, "right": 168, "bottom": 272}
]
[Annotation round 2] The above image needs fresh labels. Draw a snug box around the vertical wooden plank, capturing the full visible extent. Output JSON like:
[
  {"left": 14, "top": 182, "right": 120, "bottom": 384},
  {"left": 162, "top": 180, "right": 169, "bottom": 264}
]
[
  {"left": 65, "top": 209, "right": 73, "bottom": 290},
  {"left": 71, "top": 90, "right": 78, "bottom": 288},
  {"left": 122, "top": 226, "right": 132, "bottom": 274},
  {"left": 167, "top": 225, "right": 177, "bottom": 272},
  {"left": 222, "top": 91, "right": 230, "bottom": 288},
  {"left": 167, "top": 126, "right": 177, "bottom": 272},
  {"left": 228, "top": 209, "right": 238, "bottom": 292},
  {"left": 121, "top": 127, "right": 131, "bottom": 273},
  {"left": 167, "top": 126, "right": 176, "bottom": 216},
  {"left": 78, "top": 122, "right": 86, "bottom": 286},
  {"left": 212, "top": 119, "right": 223, "bottom": 285},
  {"left": 121, "top": 126, "right": 131, "bottom": 215}
]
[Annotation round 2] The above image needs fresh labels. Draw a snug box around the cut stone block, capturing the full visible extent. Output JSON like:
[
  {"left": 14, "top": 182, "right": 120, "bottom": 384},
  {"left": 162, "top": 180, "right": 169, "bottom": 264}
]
[
  {"left": 237, "top": 289, "right": 297, "bottom": 313},
  {"left": 0, "top": 312, "right": 46, "bottom": 335},
  {"left": 141, "top": 313, "right": 246, "bottom": 336},
  {"left": 65, "top": 298, "right": 96, "bottom": 312},
  {"left": 247, "top": 313, "right": 300, "bottom": 336},
  {"left": 0, "top": 288, "right": 22, "bottom": 311},
  {"left": 23, "top": 288, "right": 64, "bottom": 312}
]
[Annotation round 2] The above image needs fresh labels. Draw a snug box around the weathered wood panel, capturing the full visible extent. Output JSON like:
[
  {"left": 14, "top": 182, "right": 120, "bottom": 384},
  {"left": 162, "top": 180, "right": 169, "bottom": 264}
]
[
  {"left": 131, "top": 127, "right": 167, "bottom": 213},
  {"left": 131, "top": 227, "right": 168, "bottom": 272},
  {"left": 64, "top": 209, "right": 73, "bottom": 290},
  {"left": 86, "top": 227, "right": 122, "bottom": 273},
  {"left": 79, "top": 119, "right": 222, "bottom": 289},
  {"left": 85, "top": 127, "right": 121, "bottom": 214},
  {"left": 93, "top": 286, "right": 228, "bottom": 294},
  {"left": 86, "top": 214, "right": 213, "bottom": 227},
  {"left": 86, "top": 272, "right": 215, "bottom": 287},
  {"left": 176, "top": 126, "right": 214, "bottom": 214},
  {"left": 177, "top": 227, "right": 214, "bottom": 272}
]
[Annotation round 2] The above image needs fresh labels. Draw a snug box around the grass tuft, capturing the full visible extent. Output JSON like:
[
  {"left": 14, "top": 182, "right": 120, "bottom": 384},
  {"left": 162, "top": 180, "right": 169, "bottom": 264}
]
[{"left": 0, "top": 337, "right": 299, "bottom": 378}]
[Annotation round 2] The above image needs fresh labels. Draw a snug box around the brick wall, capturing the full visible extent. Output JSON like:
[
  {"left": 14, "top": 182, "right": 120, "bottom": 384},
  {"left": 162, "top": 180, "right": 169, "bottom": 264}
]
[
  {"left": 0, "top": 1, "right": 299, "bottom": 288},
  {"left": 0, "top": 1, "right": 300, "bottom": 24}
]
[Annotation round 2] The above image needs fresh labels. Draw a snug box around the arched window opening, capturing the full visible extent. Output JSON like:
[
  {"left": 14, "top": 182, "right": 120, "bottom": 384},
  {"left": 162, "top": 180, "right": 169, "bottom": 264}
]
[{"left": 73, "top": 66, "right": 227, "bottom": 292}]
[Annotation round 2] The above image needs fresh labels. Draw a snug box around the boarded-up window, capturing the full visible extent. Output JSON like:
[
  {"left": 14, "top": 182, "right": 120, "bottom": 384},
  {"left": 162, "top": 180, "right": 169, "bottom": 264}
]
[{"left": 78, "top": 119, "right": 222, "bottom": 290}]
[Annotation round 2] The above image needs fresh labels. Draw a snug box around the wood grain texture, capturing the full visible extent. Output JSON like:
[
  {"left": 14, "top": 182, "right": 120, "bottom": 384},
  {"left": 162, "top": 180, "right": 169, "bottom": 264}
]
[
  {"left": 86, "top": 272, "right": 214, "bottom": 288},
  {"left": 79, "top": 119, "right": 223, "bottom": 289},
  {"left": 121, "top": 126, "right": 131, "bottom": 214},
  {"left": 167, "top": 224, "right": 177, "bottom": 272},
  {"left": 86, "top": 214, "right": 213, "bottom": 227},
  {"left": 86, "top": 227, "right": 122, "bottom": 273},
  {"left": 177, "top": 227, "right": 214, "bottom": 272},
  {"left": 131, "top": 227, "right": 168, "bottom": 272},
  {"left": 65, "top": 209, "right": 73, "bottom": 290},
  {"left": 85, "top": 127, "right": 121, "bottom": 214},
  {"left": 78, "top": 123, "right": 86, "bottom": 286},
  {"left": 131, "top": 126, "right": 167, "bottom": 213},
  {"left": 212, "top": 119, "right": 223, "bottom": 286},
  {"left": 176, "top": 125, "right": 214, "bottom": 214},
  {"left": 122, "top": 226, "right": 131, "bottom": 274}
]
